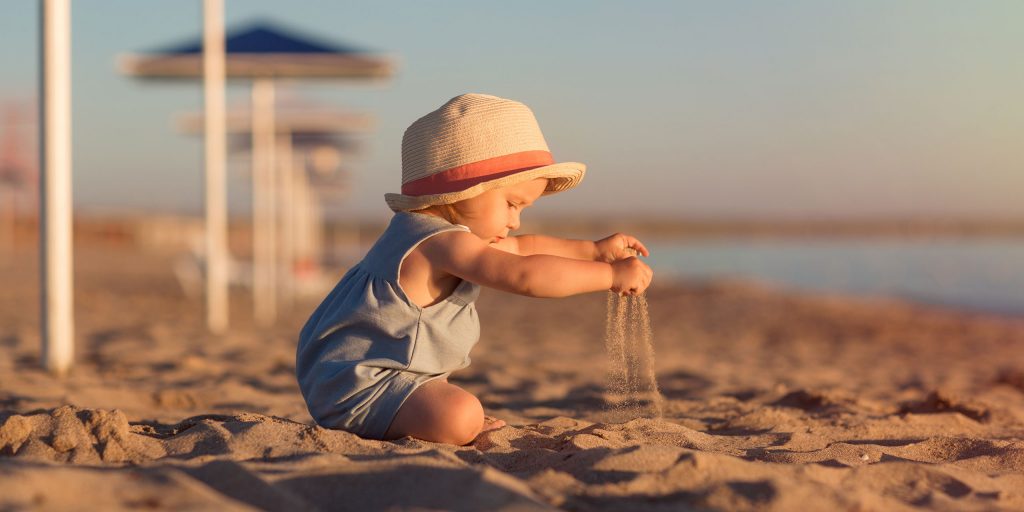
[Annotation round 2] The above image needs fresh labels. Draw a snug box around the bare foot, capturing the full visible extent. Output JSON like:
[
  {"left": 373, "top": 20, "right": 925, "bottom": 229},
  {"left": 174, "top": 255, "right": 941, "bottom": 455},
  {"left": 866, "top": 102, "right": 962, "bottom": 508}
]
[
  {"left": 481, "top": 416, "right": 506, "bottom": 433},
  {"left": 470, "top": 416, "right": 507, "bottom": 446}
]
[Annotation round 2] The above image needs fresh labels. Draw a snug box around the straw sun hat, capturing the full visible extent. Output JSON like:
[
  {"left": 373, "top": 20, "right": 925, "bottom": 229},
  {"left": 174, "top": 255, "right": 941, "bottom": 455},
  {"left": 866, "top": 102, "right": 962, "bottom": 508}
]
[{"left": 384, "top": 93, "right": 586, "bottom": 212}]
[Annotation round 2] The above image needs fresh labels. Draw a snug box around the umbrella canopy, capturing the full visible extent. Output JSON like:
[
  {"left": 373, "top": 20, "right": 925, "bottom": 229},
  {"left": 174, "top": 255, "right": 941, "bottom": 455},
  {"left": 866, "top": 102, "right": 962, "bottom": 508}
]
[
  {"left": 119, "top": 21, "right": 393, "bottom": 79},
  {"left": 176, "top": 100, "right": 362, "bottom": 191}
]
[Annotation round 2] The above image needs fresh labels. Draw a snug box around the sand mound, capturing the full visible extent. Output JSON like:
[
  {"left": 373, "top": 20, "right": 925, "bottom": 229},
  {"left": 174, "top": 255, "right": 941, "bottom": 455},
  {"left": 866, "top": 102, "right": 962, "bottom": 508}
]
[
  {"left": 0, "top": 406, "right": 403, "bottom": 464},
  {"left": 898, "top": 390, "right": 992, "bottom": 422},
  {"left": 1, "top": 406, "right": 164, "bottom": 464}
]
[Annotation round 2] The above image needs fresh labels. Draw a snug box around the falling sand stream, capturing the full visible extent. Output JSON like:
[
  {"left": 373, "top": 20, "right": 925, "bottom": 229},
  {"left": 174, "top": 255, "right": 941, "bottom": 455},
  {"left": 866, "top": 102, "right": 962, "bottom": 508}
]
[{"left": 604, "top": 292, "right": 664, "bottom": 419}]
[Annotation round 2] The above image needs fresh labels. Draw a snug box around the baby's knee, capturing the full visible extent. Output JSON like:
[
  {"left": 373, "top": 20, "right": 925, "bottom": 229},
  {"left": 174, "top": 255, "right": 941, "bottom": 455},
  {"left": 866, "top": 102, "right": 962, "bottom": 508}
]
[{"left": 444, "top": 392, "right": 484, "bottom": 445}]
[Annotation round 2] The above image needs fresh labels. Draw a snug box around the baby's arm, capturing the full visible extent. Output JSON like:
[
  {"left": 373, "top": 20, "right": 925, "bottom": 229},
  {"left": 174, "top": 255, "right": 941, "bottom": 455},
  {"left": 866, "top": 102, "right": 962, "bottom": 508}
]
[
  {"left": 420, "top": 231, "right": 650, "bottom": 297},
  {"left": 506, "top": 233, "right": 649, "bottom": 262},
  {"left": 507, "top": 235, "right": 596, "bottom": 260}
]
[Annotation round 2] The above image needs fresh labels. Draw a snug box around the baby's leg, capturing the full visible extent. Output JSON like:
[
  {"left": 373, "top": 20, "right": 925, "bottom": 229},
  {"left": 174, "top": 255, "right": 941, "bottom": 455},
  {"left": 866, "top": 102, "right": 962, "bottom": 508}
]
[{"left": 384, "top": 379, "right": 504, "bottom": 445}]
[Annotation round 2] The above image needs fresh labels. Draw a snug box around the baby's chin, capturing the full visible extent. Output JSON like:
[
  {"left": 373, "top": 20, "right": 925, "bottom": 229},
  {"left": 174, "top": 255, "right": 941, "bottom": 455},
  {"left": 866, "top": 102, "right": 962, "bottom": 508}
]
[{"left": 470, "top": 234, "right": 497, "bottom": 244}]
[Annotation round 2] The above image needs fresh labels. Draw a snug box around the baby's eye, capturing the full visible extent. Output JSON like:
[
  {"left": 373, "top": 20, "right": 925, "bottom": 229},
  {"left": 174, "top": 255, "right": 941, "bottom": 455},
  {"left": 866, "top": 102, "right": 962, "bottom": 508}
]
[{"left": 507, "top": 201, "right": 518, "bottom": 209}]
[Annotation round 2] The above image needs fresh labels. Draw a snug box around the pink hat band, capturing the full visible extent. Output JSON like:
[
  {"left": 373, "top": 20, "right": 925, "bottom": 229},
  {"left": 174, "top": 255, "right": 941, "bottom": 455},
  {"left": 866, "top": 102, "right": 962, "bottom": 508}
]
[{"left": 400, "top": 150, "right": 554, "bottom": 196}]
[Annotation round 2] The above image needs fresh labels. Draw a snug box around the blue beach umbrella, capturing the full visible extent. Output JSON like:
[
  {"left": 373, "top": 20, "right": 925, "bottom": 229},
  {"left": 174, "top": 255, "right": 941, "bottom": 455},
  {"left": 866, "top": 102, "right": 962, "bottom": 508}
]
[{"left": 119, "top": 21, "right": 393, "bottom": 79}]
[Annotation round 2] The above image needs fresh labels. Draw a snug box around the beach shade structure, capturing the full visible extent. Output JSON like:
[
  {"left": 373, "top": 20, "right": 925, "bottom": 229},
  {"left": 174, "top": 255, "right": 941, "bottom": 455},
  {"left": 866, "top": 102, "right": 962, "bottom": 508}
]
[
  {"left": 176, "top": 98, "right": 371, "bottom": 307},
  {"left": 118, "top": 20, "right": 394, "bottom": 328}
]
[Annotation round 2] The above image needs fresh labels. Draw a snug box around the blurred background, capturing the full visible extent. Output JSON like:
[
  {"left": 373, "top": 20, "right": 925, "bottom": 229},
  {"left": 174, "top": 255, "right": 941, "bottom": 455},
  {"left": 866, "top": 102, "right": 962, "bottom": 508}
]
[{"left": 2, "top": 0, "right": 1023, "bottom": 319}]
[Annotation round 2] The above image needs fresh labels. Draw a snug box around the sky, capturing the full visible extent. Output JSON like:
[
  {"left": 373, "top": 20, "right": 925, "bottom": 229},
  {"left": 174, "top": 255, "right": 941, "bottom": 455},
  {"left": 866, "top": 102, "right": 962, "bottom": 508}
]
[{"left": 1, "top": 0, "right": 1022, "bottom": 221}]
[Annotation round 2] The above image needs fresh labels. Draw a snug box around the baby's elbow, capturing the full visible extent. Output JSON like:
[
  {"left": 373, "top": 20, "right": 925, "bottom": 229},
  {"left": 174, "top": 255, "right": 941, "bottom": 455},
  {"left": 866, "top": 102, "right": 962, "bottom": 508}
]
[
  {"left": 504, "top": 263, "right": 548, "bottom": 297},
  {"left": 516, "top": 271, "right": 572, "bottom": 298},
  {"left": 498, "top": 256, "right": 566, "bottom": 298},
  {"left": 510, "top": 269, "right": 542, "bottom": 297}
]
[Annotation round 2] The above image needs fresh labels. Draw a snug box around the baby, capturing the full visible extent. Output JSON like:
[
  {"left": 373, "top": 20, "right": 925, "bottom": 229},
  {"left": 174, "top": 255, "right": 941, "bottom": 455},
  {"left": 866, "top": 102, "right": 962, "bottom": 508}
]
[{"left": 296, "top": 93, "right": 653, "bottom": 445}]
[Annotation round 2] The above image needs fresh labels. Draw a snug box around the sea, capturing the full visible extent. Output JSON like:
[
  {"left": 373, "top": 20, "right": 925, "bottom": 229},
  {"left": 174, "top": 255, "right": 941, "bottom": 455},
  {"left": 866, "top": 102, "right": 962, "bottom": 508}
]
[{"left": 645, "top": 236, "right": 1024, "bottom": 317}]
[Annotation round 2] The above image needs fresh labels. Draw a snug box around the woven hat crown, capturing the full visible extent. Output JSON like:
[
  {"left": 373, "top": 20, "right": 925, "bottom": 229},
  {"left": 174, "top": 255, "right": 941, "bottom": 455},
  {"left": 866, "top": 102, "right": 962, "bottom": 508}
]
[{"left": 400, "top": 94, "right": 550, "bottom": 185}]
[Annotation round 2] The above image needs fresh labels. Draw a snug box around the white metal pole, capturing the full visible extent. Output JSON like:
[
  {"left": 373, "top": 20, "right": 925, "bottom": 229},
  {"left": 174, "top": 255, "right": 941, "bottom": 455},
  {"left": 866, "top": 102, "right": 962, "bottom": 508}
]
[
  {"left": 39, "top": 0, "right": 74, "bottom": 376},
  {"left": 276, "top": 131, "right": 294, "bottom": 309},
  {"left": 202, "top": 0, "right": 228, "bottom": 333},
  {"left": 251, "top": 78, "right": 276, "bottom": 325},
  {"left": 289, "top": 153, "right": 304, "bottom": 294}
]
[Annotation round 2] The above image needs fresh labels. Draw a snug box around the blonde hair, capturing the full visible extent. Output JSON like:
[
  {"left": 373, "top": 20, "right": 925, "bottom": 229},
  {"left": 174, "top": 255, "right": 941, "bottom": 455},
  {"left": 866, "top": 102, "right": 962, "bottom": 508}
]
[{"left": 413, "top": 203, "right": 463, "bottom": 225}]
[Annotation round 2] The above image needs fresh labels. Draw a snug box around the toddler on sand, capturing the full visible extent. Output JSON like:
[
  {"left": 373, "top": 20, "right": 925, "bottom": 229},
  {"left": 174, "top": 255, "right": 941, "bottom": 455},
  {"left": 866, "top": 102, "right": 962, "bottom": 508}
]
[{"left": 296, "top": 93, "right": 653, "bottom": 445}]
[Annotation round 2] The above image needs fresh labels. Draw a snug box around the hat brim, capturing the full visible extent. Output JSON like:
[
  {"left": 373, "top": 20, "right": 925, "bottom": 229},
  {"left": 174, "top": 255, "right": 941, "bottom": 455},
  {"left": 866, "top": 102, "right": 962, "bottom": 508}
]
[{"left": 384, "top": 162, "right": 586, "bottom": 212}]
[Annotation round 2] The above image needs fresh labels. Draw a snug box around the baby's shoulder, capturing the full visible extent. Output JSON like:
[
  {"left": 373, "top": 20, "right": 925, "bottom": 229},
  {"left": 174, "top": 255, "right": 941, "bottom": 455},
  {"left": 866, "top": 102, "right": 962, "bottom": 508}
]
[
  {"left": 399, "top": 230, "right": 477, "bottom": 306},
  {"left": 417, "top": 228, "right": 480, "bottom": 255}
]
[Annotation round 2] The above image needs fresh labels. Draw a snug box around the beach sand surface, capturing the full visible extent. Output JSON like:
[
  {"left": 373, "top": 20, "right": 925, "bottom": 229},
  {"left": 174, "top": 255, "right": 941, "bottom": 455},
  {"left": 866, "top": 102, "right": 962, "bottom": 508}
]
[{"left": 2, "top": 244, "right": 1024, "bottom": 511}]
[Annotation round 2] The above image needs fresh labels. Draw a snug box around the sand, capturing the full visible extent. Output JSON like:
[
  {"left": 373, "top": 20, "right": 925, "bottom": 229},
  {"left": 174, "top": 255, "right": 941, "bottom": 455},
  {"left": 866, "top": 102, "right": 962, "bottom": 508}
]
[{"left": 3, "top": 243, "right": 1024, "bottom": 511}]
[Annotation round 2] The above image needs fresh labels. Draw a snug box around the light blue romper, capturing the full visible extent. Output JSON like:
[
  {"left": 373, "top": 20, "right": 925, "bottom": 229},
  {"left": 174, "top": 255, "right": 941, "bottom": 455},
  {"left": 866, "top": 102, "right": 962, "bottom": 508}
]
[{"left": 296, "top": 212, "right": 481, "bottom": 439}]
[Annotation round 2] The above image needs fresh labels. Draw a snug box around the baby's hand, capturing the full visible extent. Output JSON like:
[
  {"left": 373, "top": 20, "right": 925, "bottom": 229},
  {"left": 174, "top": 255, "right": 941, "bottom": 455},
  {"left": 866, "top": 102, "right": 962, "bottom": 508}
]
[
  {"left": 611, "top": 257, "right": 653, "bottom": 296},
  {"left": 595, "top": 233, "right": 650, "bottom": 263}
]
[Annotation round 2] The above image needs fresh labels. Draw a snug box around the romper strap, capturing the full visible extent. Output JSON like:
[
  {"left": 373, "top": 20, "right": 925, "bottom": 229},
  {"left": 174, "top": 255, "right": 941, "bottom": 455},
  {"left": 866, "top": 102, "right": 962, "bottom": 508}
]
[{"left": 360, "top": 212, "right": 469, "bottom": 282}]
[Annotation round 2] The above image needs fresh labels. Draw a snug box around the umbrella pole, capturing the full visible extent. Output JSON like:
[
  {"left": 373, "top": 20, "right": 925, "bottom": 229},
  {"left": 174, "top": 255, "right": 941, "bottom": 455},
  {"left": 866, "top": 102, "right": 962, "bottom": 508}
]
[
  {"left": 203, "top": 0, "right": 229, "bottom": 334},
  {"left": 39, "top": 0, "right": 74, "bottom": 376},
  {"left": 251, "top": 78, "right": 277, "bottom": 325},
  {"left": 277, "top": 130, "right": 294, "bottom": 309},
  {"left": 290, "top": 153, "right": 304, "bottom": 294}
]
